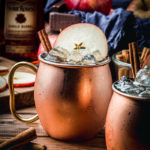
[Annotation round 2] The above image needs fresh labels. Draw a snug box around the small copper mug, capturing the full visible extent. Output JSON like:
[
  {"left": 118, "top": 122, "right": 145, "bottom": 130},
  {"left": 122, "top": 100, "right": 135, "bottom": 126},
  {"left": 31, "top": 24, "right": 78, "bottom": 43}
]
[
  {"left": 105, "top": 83, "right": 150, "bottom": 150},
  {"left": 9, "top": 52, "right": 112, "bottom": 141}
]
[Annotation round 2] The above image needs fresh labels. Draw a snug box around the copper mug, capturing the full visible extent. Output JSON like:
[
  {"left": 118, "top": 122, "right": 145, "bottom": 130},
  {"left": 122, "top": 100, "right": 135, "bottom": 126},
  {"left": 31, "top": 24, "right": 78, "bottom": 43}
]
[
  {"left": 8, "top": 52, "right": 112, "bottom": 141},
  {"left": 105, "top": 83, "right": 150, "bottom": 150}
]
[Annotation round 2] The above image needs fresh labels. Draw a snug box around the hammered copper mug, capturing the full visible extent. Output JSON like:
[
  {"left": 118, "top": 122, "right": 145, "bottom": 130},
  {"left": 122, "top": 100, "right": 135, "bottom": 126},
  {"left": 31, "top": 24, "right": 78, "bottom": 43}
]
[
  {"left": 8, "top": 52, "right": 112, "bottom": 141},
  {"left": 105, "top": 83, "right": 150, "bottom": 150}
]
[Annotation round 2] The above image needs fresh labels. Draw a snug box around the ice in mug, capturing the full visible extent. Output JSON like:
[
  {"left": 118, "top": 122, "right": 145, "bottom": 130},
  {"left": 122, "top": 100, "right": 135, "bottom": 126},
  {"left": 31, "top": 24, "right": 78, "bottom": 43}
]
[
  {"left": 114, "top": 65, "right": 150, "bottom": 97},
  {"left": 44, "top": 46, "right": 105, "bottom": 65}
]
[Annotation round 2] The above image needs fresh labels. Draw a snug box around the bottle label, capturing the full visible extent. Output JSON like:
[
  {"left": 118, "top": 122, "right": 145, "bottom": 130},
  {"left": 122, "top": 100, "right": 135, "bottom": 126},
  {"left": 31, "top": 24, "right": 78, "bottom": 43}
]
[
  {"left": 5, "top": 45, "right": 34, "bottom": 54},
  {"left": 4, "top": 0, "right": 37, "bottom": 40}
]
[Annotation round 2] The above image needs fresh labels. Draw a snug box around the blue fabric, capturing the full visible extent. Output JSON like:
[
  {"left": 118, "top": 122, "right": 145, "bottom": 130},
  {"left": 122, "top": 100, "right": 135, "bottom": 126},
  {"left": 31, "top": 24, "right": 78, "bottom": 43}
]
[
  {"left": 112, "top": 0, "right": 132, "bottom": 9},
  {"left": 44, "top": 0, "right": 60, "bottom": 15},
  {"left": 134, "top": 18, "right": 150, "bottom": 49}
]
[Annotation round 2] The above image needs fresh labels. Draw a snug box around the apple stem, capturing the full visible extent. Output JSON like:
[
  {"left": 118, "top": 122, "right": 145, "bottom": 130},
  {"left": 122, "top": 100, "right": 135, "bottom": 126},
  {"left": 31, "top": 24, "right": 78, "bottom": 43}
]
[{"left": 141, "top": 0, "right": 148, "bottom": 10}]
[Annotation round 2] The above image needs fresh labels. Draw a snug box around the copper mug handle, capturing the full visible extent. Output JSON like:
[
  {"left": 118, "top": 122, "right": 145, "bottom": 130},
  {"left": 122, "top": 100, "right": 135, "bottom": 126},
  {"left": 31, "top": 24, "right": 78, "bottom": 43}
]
[{"left": 8, "top": 62, "right": 39, "bottom": 123}]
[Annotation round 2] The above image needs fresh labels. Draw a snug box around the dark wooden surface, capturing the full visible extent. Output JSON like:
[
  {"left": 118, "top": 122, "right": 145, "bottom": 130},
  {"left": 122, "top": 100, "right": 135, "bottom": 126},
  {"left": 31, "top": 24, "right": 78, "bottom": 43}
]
[
  {"left": 0, "top": 57, "right": 35, "bottom": 113},
  {"left": 0, "top": 107, "right": 107, "bottom": 150}
]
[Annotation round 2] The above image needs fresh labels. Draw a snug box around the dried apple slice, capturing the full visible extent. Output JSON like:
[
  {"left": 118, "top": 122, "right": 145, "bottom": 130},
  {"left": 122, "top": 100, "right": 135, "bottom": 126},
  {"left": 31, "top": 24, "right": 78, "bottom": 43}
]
[
  {"left": 5, "top": 72, "right": 36, "bottom": 87},
  {"left": 0, "top": 66, "right": 9, "bottom": 75},
  {"left": 0, "top": 76, "right": 7, "bottom": 92},
  {"left": 54, "top": 23, "right": 108, "bottom": 61}
]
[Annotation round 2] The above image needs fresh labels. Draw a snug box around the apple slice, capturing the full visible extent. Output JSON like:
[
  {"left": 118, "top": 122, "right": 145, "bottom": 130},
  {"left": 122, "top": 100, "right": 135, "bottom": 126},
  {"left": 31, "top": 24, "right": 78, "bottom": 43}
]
[
  {"left": 0, "top": 66, "right": 9, "bottom": 75},
  {"left": 5, "top": 72, "right": 36, "bottom": 87},
  {"left": 0, "top": 76, "right": 7, "bottom": 92},
  {"left": 54, "top": 23, "right": 108, "bottom": 61}
]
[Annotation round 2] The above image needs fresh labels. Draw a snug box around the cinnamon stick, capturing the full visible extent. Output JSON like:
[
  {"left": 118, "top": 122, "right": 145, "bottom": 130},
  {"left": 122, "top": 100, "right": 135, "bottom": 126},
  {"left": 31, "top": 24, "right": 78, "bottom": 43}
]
[
  {"left": 41, "top": 29, "right": 52, "bottom": 51},
  {"left": 125, "top": 53, "right": 129, "bottom": 63},
  {"left": 38, "top": 30, "right": 49, "bottom": 53},
  {"left": 0, "top": 137, "right": 46, "bottom": 150},
  {"left": 116, "top": 50, "right": 129, "bottom": 63},
  {"left": 132, "top": 42, "right": 140, "bottom": 74},
  {"left": 122, "top": 49, "right": 129, "bottom": 63},
  {"left": 140, "top": 47, "right": 147, "bottom": 63},
  {"left": 38, "top": 29, "right": 52, "bottom": 53},
  {"left": 142, "top": 48, "right": 150, "bottom": 65},
  {"left": 24, "top": 142, "right": 47, "bottom": 150},
  {"left": 116, "top": 54, "right": 125, "bottom": 62},
  {"left": 122, "top": 49, "right": 129, "bottom": 55},
  {"left": 118, "top": 67, "right": 128, "bottom": 80},
  {"left": 129, "top": 43, "right": 135, "bottom": 78},
  {"left": 0, "top": 127, "right": 37, "bottom": 150},
  {"left": 140, "top": 47, "right": 150, "bottom": 66},
  {"left": 128, "top": 42, "right": 140, "bottom": 79}
]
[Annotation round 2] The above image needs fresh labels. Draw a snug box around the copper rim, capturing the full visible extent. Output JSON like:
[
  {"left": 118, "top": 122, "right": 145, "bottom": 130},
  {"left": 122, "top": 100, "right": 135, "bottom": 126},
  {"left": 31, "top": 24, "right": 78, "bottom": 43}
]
[
  {"left": 39, "top": 52, "right": 111, "bottom": 68},
  {"left": 112, "top": 81, "right": 150, "bottom": 101}
]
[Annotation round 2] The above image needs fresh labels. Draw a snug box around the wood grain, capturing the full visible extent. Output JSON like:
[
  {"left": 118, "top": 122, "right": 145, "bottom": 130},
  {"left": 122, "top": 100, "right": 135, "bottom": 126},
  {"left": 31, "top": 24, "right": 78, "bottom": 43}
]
[{"left": 0, "top": 107, "right": 107, "bottom": 150}]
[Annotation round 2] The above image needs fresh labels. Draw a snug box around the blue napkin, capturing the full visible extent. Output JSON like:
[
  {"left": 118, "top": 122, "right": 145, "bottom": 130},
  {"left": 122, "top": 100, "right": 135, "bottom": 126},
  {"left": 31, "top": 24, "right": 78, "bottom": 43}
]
[
  {"left": 112, "top": 0, "right": 132, "bottom": 9},
  {"left": 44, "top": 0, "right": 60, "bottom": 15}
]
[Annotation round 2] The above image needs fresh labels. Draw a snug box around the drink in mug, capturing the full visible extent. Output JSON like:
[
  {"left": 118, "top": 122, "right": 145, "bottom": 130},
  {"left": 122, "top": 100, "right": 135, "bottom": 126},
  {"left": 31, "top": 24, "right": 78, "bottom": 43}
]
[{"left": 106, "top": 66, "right": 150, "bottom": 150}]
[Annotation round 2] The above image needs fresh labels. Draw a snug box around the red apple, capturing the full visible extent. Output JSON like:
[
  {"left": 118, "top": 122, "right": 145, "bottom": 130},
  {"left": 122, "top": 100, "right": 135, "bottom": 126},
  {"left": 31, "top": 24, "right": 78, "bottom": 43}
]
[
  {"left": 5, "top": 72, "right": 36, "bottom": 87},
  {"left": 54, "top": 23, "right": 108, "bottom": 61},
  {"left": 37, "top": 34, "right": 58, "bottom": 58},
  {"left": 0, "top": 76, "right": 7, "bottom": 92},
  {"left": 65, "top": 0, "right": 112, "bottom": 15},
  {"left": 0, "top": 66, "right": 9, "bottom": 75}
]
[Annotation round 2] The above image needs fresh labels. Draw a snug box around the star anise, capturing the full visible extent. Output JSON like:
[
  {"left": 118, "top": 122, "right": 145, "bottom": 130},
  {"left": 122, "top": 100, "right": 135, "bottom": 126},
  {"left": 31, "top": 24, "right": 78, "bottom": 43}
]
[{"left": 74, "top": 42, "right": 86, "bottom": 50}]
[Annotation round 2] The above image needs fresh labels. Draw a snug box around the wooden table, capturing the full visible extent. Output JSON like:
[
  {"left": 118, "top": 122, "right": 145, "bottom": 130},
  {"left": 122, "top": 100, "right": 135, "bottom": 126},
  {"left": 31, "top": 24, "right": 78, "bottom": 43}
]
[{"left": 0, "top": 106, "right": 107, "bottom": 150}]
